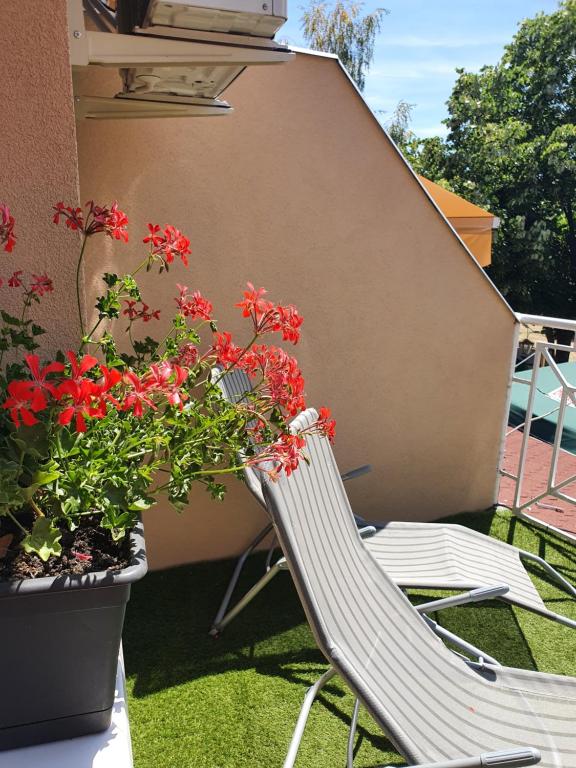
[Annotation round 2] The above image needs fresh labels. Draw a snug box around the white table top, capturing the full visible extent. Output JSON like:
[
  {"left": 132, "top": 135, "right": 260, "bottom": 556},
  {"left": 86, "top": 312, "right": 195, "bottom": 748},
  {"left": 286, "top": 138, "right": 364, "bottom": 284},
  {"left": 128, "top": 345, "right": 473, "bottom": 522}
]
[{"left": 0, "top": 654, "right": 133, "bottom": 768}]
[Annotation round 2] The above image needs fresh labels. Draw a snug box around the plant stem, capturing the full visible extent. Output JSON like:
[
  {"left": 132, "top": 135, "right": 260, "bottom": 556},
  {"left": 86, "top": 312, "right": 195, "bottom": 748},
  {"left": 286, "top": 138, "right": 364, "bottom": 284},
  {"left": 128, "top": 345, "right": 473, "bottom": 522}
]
[
  {"left": 151, "top": 465, "right": 245, "bottom": 494},
  {"left": 29, "top": 498, "right": 45, "bottom": 518},
  {"left": 6, "top": 510, "right": 28, "bottom": 536},
  {"left": 76, "top": 236, "right": 89, "bottom": 339}
]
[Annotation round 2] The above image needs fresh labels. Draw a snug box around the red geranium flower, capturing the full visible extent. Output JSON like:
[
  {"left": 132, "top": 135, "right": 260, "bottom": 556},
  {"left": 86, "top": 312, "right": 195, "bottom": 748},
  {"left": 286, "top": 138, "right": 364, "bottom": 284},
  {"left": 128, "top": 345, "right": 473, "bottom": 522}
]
[
  {"left": 25, "top": 354, "right": 65, "bottom": 398},
  {"left": 240, "top": 345, "right": 306, "bottom": 417},
  {"left": 123, "top": 371, "right": 157, "bottom": 418},
  {"left": 86, "top": 201, "right": 129, "bottom": 242},
  {"left": 175, "top": 285, "right": 212, "bottom": 321},
  {"left": 57, "top": 378, "right": 100, "bottom": 433},
  {"left": 2, "top": 380, "right": 46, "bottom": 427},
  {"left": 65, "top": 351, "right": 99, "bottom": 383},
  {"left": 249, "top": 432, "right": 307, "bottom": 479},
  {"left": 53, "top": 202, "right": 84, "bottom": 231},
  {"left": 174, "top": 343, "right": 199, "bottom": 369},
  {"left": 0, "top": 204, "right": 16, "bottom": 253},
  {"left": 236, "top": 283, "right": 303, "bottom": 344},
  {"left": 236, "top": 282, "right": 273, "bottom": 320},
  {"left": 123, "top": 300, "right": 161, "bottom": 322},
  {"left": 30, "top": 274, "right": 54, "bottom": 297},
  {"left": 316, "top": 406, "right": 336, "bottom": 443},
  {"left": 8, "top": 270, "right": 23, "bottom": 288},
  {"left": 144, "top": 223, "right": 191, "bottom": 268},
  {"left": 211, "top": 332, "right": 243, "bottom": 366},
  {"left": 53, "top": 201, "right": 128, "bottom": 242}
]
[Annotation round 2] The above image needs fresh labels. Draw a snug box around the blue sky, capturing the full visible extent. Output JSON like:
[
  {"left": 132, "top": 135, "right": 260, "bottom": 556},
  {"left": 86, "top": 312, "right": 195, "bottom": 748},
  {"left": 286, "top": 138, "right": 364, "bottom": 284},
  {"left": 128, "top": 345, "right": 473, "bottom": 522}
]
[{"left": 280, "top": 0, "right": 560, "bottom": 137}]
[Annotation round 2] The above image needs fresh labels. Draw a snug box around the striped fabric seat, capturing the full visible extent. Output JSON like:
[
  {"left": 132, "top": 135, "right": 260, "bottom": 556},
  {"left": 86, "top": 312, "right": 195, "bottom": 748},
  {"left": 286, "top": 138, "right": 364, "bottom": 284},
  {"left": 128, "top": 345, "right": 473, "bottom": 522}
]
[
  {"left": 212, "top": 367, "right": 576, "bottom": 631},
  {"left": 260, "top": 409, "right": 576, "bottom": 768},
  {"left": 364, "top": 522, "right": 557, "bottom": 620}
]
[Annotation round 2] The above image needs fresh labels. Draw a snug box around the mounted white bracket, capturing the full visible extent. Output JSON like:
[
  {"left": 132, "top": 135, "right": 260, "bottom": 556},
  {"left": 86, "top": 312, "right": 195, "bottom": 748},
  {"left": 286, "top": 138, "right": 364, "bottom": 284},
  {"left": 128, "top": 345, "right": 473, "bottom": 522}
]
[
  {"left": 67, "top": 0, "right": 293, "bottom": 68},
  {"left": 70, "top": 29, "right": 293, "bottom": 68},
  {"left": 75, "top": 94, "right": 232, "bottom": 119}
]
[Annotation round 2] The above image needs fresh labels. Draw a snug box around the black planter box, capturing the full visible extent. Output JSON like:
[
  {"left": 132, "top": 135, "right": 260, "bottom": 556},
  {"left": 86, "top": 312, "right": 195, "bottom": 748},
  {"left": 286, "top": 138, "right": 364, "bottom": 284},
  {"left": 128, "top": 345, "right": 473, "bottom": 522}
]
[{"left": 0, "top": 522, "right": 147, "bottom": 751}]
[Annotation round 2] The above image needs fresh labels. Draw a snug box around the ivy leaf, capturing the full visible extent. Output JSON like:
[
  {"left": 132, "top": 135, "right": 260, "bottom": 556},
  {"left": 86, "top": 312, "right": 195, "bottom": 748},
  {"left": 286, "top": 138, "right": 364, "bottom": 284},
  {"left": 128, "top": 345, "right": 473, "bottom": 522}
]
[
  {"left": 0, "top": 463, "right": 25, "bottom": 510},
  {"left": 20, "top": 468, "right": 61, "bottom": 500},
  {"left": 21, "top": 518, "right": 62, "bottom": 562}
]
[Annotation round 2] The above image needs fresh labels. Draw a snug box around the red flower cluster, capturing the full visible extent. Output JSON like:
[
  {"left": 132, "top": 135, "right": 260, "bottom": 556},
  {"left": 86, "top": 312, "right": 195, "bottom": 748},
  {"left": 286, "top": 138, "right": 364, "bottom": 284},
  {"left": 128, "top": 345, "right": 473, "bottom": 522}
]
[
  {"left": 247, "top": 432, "right": 307, "bottom": 479},
  {"left": 236, "top": 283, "right": 303, "bottom": 344},
  {"left": 144, "top": 223, "right": 191, "bottom": 268},
  {"left": 175, "top": 284, "right": 212, "bottom": 321},
  {"left": 123, "top": 300, "right": 161, "bottom": 322},
  {"left": 316, "top": 406, "right": 336, "bottom": 443},
  {"left": 174, "top": 343, "right": 199, "bottom": 369},
  {"left": 212, "top": 332, "right": 243, "bottom": 366},
  {"left": 53, "top": 201, "right": 129, "bottom": 242},
  {"left": 246, "top": 407, "right": 336, "bottom": 480},
  {"left": 7, "top": 271, "right": 22, "bottom": 288},
  {"left": 2, "top": 353, "right": 189, "bottom": 432},
  {"left": 241, "top": 345, "right": 306, "bottom": 417},
  {"left": 0, "top": 270, "right": 54, "bottom": 296},
  {"left": 0, "top": 204, "right": 16, "bottom": 253}
]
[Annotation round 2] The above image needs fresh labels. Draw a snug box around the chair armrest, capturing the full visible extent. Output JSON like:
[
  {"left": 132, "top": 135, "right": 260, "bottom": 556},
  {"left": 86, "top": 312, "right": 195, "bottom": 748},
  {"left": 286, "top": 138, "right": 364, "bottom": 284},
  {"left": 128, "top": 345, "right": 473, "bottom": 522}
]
[
  {"left": 340, "top": 464, "right": 372, "bottom": 483},
  {"left": 416, "top": 585, "right": 510, "bottom": 614},
  {"left": 384, "top": 748, "right": 540, "bottom": 768},
  {"left": 421, "top": 614, "right": 500, "bottom": 667}
]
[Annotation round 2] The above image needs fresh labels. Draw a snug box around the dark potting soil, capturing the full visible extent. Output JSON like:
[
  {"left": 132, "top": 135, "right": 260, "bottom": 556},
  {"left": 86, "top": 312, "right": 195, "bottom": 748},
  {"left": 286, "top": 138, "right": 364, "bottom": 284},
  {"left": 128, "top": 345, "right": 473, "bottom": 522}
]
[{"left": 0, "top": 514, "right": 131, "bottom": 582}]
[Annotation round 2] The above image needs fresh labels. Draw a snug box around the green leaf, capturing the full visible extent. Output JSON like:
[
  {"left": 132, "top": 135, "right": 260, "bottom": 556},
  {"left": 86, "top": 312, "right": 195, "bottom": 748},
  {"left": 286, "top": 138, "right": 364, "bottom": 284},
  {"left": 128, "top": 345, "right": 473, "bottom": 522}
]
[
  {"left": 1, "top": 311, "right": 22, "bottom": 326},
  {"left": 128, "top": 497, "right": 154, "bottom": 511},
  {"left": 0, "top": 463, "right": 25, "bottom": 511},
  {"left": 21, "top": 518, "right": 62, "bottom": 562},
  {"left": 103, "top": 272, "right": 120, "bottom": 288}
]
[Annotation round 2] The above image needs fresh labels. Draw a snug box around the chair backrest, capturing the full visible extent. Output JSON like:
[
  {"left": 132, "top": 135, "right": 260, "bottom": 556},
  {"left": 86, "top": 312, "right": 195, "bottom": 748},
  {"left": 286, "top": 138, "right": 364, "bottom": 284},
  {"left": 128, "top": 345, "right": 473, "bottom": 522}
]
[
  {"left": 259, "top": 409, "right": 557, "bottom": 765},
  {"left": 211, "top": 366, "right": 265, "bottom": 507}
]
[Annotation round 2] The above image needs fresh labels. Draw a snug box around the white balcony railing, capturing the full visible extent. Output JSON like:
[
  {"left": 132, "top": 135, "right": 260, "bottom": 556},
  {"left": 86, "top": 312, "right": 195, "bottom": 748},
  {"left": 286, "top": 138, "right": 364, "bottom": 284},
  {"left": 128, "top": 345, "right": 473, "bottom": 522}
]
[{"left": 500, "top": 313, "right": 576, "bottom": 542}]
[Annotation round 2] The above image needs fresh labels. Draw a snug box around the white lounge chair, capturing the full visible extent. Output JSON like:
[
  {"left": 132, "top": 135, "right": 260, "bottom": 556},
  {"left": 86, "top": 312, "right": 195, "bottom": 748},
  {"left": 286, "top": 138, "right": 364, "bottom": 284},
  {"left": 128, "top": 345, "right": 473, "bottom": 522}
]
[{"left": 260, "top": 408, "right": 576, "bottom": 768}]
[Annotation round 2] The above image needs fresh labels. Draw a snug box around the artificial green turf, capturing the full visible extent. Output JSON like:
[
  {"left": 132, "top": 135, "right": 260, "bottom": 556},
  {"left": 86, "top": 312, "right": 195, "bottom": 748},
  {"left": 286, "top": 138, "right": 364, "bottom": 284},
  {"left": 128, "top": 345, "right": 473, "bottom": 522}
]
[{"left": 123, "top": 508, "right": 576, "bottom": 768}]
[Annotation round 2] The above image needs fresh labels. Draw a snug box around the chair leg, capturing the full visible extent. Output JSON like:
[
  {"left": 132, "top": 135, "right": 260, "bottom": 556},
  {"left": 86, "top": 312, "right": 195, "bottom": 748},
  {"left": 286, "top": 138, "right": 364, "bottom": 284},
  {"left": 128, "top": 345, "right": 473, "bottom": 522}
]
[
  {"left": 264, "top": 533, "right": 279, "bottom": 572},
  {"left": 210, "top": 557, "right": 288, "bottom": 636},
  {"left": 520, "top": 550, "right": 576, "bottom": 597},
  {"left": 283, "top": 667, "right": 337, "bottom": 768},
  {"left": 519, "top": 550, "right": 576, "bottom": 629},
  {"left": 347, "top": 698, "right": 361, "bottom": 768},
  {"left": 210, "top": 522, "right": 274, "bottom": 634}
]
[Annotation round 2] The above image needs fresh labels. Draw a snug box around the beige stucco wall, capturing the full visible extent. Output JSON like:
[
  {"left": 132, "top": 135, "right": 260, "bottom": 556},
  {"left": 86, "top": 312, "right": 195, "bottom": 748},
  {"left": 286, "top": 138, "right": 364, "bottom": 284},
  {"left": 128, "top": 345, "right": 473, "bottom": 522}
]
[
  {"left": 0, "top": 1, "right": 81, "bottom": 353},
  {"left": 75, "top": 52, "right": 516, "bottom": 570}
]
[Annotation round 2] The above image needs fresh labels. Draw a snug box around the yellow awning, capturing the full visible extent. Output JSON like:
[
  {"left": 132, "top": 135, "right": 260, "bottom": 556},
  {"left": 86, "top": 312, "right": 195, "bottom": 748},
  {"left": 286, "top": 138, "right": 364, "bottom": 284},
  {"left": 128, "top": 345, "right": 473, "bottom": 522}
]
[{"left": 419, "top": 176, "right": 498, "bottom": 267}]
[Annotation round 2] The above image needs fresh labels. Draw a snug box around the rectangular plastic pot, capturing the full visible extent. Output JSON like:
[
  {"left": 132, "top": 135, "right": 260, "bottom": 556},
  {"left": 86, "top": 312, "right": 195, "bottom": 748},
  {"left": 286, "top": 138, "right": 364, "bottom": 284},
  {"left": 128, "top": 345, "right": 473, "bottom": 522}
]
[{"left": 0, "top": 521, "right": 147, "bottom": 751}]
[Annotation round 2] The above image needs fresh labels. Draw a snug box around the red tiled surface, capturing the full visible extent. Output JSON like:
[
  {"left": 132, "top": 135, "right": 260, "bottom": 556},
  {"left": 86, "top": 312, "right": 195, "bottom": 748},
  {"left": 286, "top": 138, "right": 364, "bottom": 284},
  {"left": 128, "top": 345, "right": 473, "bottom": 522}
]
[{"left": 499, "top": 429, "right": 576, "bottom": 534}]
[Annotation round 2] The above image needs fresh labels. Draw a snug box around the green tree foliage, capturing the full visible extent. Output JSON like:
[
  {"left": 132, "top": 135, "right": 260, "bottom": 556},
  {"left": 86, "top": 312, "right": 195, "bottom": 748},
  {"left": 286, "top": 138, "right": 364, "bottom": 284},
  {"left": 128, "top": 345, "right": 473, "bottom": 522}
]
[
  {"left": 404, "top": 0, "right": 576, "bottom": 316},
  {"left": 385, "top": 100, "right": 416, "bottom": 146},
  {"left": 301, "top": 1, "right": 388, "bottom": 91}
]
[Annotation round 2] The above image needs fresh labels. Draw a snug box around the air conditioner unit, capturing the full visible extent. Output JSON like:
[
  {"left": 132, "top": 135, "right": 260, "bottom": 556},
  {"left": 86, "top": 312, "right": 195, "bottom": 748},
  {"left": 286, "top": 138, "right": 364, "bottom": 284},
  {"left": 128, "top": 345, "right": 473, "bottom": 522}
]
[
  {"left": 140, "top": 1, "right": 288, "bottom": 39},
  {"left": 72, "top": 0, "right": 292, "bottom": 118},
  {"left": 120, "top": 64, "right": 241, "bottom": 100}
]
